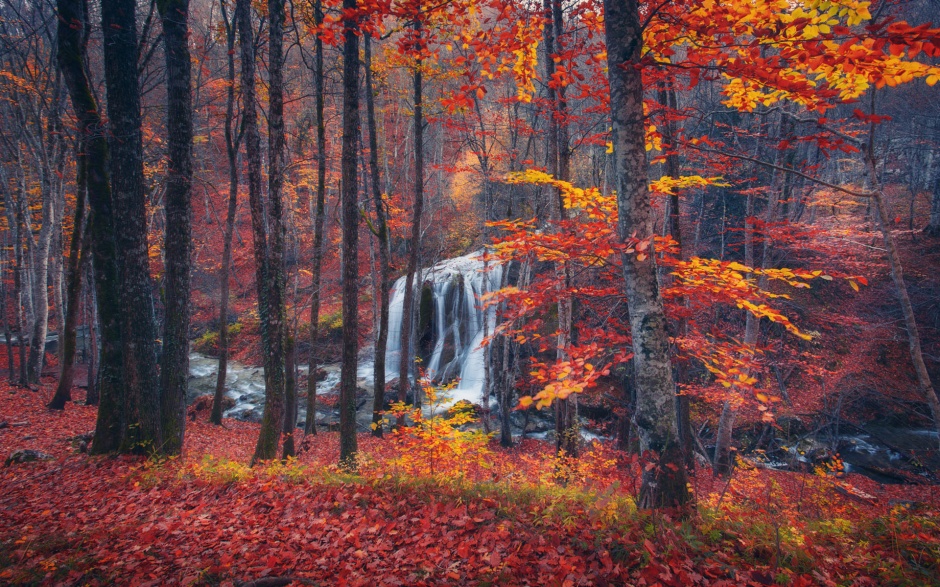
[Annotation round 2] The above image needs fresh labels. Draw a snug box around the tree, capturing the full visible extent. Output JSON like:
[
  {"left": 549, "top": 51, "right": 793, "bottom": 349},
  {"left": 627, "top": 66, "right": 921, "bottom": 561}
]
[
  {"left": 364, "top": 33, "right": 392, "bottom": 438},
  {"left": 339, "top": 0, "right": 361, "bottom": 467},
  {"left": 101, "top": 0, "right": 162, "bottom": 453},
  {"left": 55, "top": 0, "right": 127, "bottom": 453},
  {"left": 304, "top": 0, "right": 328, "bottom": 437},
  {"left": 237, "top": 0, "right": 286, "bottom": 465},
  {"left": 267, "top": 0, "right": 293, "bottom": 461},
  {"left": 157, "top": 0, "right": 195, "bottom": 455},
  {"left": 604, "top": 0, "right": 690, "bottom": 509},
  {"left": 211, "top": 0, "right": 243, "bottom": 426},
  {"left": 397, "top": 4, "right": 427, "bottom": 411}
]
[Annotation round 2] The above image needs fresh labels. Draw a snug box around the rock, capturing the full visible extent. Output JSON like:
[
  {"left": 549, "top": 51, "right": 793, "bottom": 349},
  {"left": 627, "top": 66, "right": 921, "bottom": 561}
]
[
  {"left": 0, "top": 421, "right": 8, "bottom": 429},
  {"left": 188, "top": 394, "right": 235, "bottom": 420},
  {"left": 5, "top": 449, "right": 54, "bottom": 466},
  {"left": 446, "top": 400, "right": 481, "bottom": 419}
]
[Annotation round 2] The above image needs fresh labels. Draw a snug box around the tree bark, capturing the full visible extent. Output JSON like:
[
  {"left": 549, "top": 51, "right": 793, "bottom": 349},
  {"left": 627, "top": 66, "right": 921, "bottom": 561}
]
[
  {"left": 339, "top": 0, "right": 361, "bottom": 467},
  {"left": 237, "top": 0, "right": 286, "bottom": 465},
  {"left": 26, "top": 189, "right": 53, "bottom": 385},
  {"left": 364, "top": 34, "right": 391, "bottom": 437},
  {"left": 659, "top": 86, "right": 694, "bottom": 470},
  {"left": 56, "top": 0, "right": 126, "bottom": 452},
  {"left": 49, "top": 144, "right": 87, "bottom": 410},
  {"left": 267, "top": 0, "right": 291, "bottom": 462},
  {"left": 102, "top": 0, "right": 162, "bottom": 453},
  {"left": 212, "top": 0, "right": 241, "bottom": 426},
  {"left": 157, "top": 0, "right": 194, "bottom": 455},
  {"left": 398, "top": 14, "right": 425, "bottom": 410},
  {"left": 305, "top": 0, "right": 328, "bottom": 437},
  {"left": 604, "top": 0, "right": 690, "bottom": 509}
]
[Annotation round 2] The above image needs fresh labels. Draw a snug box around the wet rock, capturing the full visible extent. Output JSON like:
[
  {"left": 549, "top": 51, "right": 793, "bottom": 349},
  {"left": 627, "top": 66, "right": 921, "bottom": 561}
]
[
  {"left": 188, "top": 394, "right": 235, "bottom": 418},
  {"left": 5, "top": 449, "right": 54, "bottom": 466}
]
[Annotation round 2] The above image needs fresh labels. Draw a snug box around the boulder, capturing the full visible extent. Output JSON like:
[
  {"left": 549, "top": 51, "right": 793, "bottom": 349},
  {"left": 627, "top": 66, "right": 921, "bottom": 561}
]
[
  {"left": 446, "top": 400, "right": 481, "bottom": 419},
  {"left": 188, "top": 394, "right": 236, "bottom": 420}
]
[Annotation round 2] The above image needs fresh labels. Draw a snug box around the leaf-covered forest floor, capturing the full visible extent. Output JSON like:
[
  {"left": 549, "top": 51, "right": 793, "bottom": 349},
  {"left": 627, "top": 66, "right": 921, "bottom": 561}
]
[{"left": 1, "top": 382, "right": 938, "bottom": 587}]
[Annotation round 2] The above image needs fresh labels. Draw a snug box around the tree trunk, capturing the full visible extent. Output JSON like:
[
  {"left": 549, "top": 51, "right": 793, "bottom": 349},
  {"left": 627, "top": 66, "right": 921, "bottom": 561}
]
[
  {"left": 364, "top": 34, "right": 391, "bottom": 437},
  {"left": 102, "top": 0, "right": 162, "bottom": 453},
  {"left": 2, "top": 177, "right": 27, "bottom": 386},
  {"left": 26, "top": 188, "right": 53, "bottom": 385},
  {"left": 212, "top": 0, "right": 240, "bottom": 426},
  {"left": 398, "top": 14, "right": 425, "bottom": 409},
  {"left": 604, "top": 0, "right": 690, "bottom": 509},
  {"left": 713, "top": 193, "right": 757, "bottom": 477},
  {"left": 282, "top": 333, "right": 296, "bottom": 458},
  {"left": 157, "top": 0, "right": 194, "bottom": 455},
  {"left": 305, "top": 0, "right": 327, "bottom": 437},
  {"left": 659, "top": 86, "right": 694, "bottom": 470},
  {"left": 267, "top": 0, "right": 291, "bottom": 461},
  {"left": 56, "top": 0, "right": 126, "bottom": 452},
  {"left": 237, "top": 0, "right": 285, "bottom": 464},
  {"left": 49, "top": 145, "right": 87, "bottom": 410},
  {"left": 339, "top": 0, "right": 362, "bottom": 467},
  {"left": 1, "top": 241, "right": 13, "bottom": 383}
]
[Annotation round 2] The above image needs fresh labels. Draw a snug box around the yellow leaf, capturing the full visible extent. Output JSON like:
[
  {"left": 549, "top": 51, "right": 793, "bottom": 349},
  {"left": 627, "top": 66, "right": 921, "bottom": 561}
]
[{"left": 849, "top": 280, "right": 859, "bottom": 292}]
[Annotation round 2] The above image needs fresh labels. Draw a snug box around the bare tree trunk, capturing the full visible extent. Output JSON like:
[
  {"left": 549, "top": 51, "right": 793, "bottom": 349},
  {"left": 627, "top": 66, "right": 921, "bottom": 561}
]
[
  {"left": 57, "top": 0, "right": 126, "bottom": 451},
  {"left": 398, "top": 13, "right": 425, "bottom": 409},
  {"left": 26, "top": 187, "right": 53, "bottom": 385},
  {"left": 305, "top": 0, "right": 327, "bottom": 437},
  {"left": 157, "top": 0, "right": 194, "bottom": 455},
  {"left": 1, "top": 242, "right": 12, "bottom": 382},
  {"left": 338, "top": 0, "right": 361, "bottom": 467},
  {"left": 659, "top": 86, "right": 694, "bottom": 469},
  {"left": 266, "top": 0, "right": 291, "bottom": 462},
  {"left": 2, "top": 178, "right": 27, "bottom": 386},
  {"left": 364, "top": 34, "right": 391, "bottom": 437},
  {"left": 238, "top": 0, "right": 285, "bottom": 464},
  {"left": 211, "top": 0, "right": 241, "bottom": 426},
  {"left": 605, "top": 0, "right": 690, "bottom": 509},
  {"left": 49, "top": 145, "right": 87, "bottom": 410},
  {"left": 102, "top": 0, "right": 162, "bottom": 453}
]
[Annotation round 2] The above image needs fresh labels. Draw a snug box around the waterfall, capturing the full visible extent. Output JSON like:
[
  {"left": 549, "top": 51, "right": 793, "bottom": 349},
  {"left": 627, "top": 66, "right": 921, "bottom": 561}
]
[{"left": 385, "top": 250, "right": 503, "bottom": 407}]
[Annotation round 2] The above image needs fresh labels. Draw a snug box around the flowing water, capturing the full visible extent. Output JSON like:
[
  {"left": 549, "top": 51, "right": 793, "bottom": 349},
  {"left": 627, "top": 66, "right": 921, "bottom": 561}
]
[{"left": 385, "top": 250, "right": 503, "bottom": 408}]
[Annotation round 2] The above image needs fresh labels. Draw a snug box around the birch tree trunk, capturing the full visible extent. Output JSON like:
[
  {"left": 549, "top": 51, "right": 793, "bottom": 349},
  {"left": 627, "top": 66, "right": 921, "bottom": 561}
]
[
  {"left": 604, "top": 0, "right": 690, "bottom": 508},
  {"left": 49, "top": 145, "right": 87, "bottom": 410}
]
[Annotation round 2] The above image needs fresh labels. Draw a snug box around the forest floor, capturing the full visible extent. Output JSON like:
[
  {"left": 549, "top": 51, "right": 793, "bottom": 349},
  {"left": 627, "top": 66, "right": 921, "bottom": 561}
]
[{"left": 1, "top": 381, "right": 938, "bottom": 587}]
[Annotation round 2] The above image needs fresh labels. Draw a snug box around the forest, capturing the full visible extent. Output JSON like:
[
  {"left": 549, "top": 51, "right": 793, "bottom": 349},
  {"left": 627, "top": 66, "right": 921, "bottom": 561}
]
[{"left": 1, "top": 0, "right": 939, "bottom": 583}]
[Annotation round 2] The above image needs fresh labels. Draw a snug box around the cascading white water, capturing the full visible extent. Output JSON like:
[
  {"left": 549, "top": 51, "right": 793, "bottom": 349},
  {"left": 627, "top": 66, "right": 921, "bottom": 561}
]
[{"left": 385, "top": 250, "right": 503, "bottom": 407}]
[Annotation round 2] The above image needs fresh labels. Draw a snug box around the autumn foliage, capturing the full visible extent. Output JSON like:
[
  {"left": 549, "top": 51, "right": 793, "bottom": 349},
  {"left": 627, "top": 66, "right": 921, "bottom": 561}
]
[{"left": 2, "top": 379, "right": 939, "bottom": 586}]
